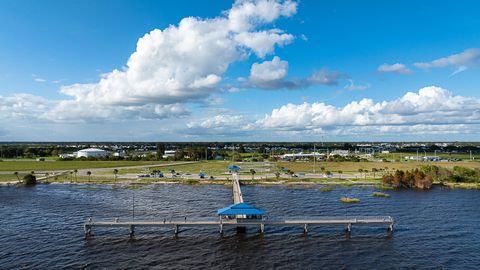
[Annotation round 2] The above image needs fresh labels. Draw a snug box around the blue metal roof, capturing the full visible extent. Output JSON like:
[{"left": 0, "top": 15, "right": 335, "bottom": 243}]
[
  {"left": 228, "top": 165, "right": 241, "bottom": 172},
  {"left": 217, "top": 202, "right": 266, "bottom": 216}
]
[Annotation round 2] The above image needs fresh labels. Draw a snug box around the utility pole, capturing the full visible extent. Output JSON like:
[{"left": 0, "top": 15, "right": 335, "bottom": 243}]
[{"left": 313, "top": 143, "right": 316, "bottom": 174}]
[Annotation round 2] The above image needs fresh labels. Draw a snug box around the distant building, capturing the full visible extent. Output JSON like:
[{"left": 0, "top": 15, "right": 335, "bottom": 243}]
[
  {"left": 329, "top": 150, "right": 350, "bottom": 157},
  {"left": 163, "top": 150, "right": 176, "bottom": 159},
  {"left": 405, "top": 156, "right": 423, "bottom": 161},
  {"left": 76, "top": 148, "right": 108, "bottom": 158},
  {"left": 280, "top": 152, "right": 325, "bottom": 161},
  {"left": 113, "top": 150, "right": 126, "bottom": 157},
  {"left": 58, "top": 153, "right": 76, "bottom": 159}
]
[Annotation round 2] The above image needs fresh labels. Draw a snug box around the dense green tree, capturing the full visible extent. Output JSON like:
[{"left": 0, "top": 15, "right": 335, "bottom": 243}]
[
  {"left": 250, "top": 169, "right": 256, "bottom": 180},
  {"left": 23, "top": 174, "right": 36, "bottom": 185},
  {"left": 156, "top": 143, "right": 165, "bottom": 160},
  {"left": 113, "top": 169, "right": 119, "bottom": 182}
]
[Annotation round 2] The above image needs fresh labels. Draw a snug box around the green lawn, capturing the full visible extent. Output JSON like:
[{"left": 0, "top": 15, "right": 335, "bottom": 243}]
[
  {"left": 375, "top": 152, "right": 479, "bottom": 161},
  {"left": 110, "top": 160, "right": 480, "bottom": 177},
  {"left": 0, "top": 173, "right": 25, "bottom": 182},
  {"left": 0, "top": 160, "right": 166, "bottom": 172},
  {"left": 276, "top": 160, "right": 480, "bottom": 174},
  {"left": 115, "top": 161, "right": 232, "bottom": 175}
]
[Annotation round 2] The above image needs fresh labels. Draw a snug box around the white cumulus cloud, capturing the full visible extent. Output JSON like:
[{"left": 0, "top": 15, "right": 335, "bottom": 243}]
[
  {"left": 259, "top": 86, "right": 480, "bottom": 131},
  {"left": 0, "top": 94, "right": 50, "bottom": 119},
  {"left": 45, "top": 0, "right": 298, "bottom": 122},
  {"left": 249, "top": 56, "right": 289, "bottom": 87},
  {"left": 377, "top": 63, "right": 411, "bottom": 74},
  {"left": 247, "top": 56, "right": 348, "bottom": 90}
]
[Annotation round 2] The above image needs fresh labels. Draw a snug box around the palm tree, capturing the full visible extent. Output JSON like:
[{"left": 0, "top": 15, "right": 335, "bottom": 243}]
[
  {"left": 338, "top": 170, "right": 343, "bottom": 179},
  {"left": 363, "top": 169, "right": 369, "bottom": 179},
  {"left": 320, "top": 167, "right": 325, "bottom": 174},
  {"left": 113, "top": 169, "right": 119, "bottom": 183},
  {"left": 69, "top": 171, "right": 73, "bottom": 181},
  {"left": 86, "top": 171, "right": 92, "bottom": 183},
  {"left": 275, "top": 171, "right": 280, "bottom": 180},
  {"left": 73, "top": 169, "right": 78, "bottom": 181},
  {"left": 358, "top": 168, "right": 363, "bottom": 179},
  {"left": 372, "top": 168, "right": 378, "bottom": 178},
  {"left": 250, "top": 169, "right": 256, "bottom": 180},
  {"left": 14, "top": 172, "right": 19, "bottom": 182}
]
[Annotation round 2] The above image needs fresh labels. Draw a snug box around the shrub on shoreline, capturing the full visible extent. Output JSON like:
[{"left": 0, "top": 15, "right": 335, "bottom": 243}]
[{"left": 23, "top": 174, "right": 37, "bottom": 185}]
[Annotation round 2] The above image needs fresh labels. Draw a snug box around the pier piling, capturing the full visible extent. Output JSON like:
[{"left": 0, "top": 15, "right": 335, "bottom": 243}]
[{"left": 129, "top": 225, "right": 135, "bottom": 237}]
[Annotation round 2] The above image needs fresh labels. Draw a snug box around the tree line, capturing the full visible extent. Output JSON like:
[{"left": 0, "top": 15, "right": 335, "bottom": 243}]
[{"left": 381, "top": 165, "right": 480, "bottom": 189}]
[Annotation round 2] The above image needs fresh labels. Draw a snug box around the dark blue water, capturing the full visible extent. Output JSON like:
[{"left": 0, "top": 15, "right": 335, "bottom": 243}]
[{"left": 1, "top": 184, "right": 479, "bottom": 269}]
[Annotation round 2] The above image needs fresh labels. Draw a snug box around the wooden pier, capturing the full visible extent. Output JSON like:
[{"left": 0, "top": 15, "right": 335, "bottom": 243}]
[
  {"left": 84, "top": 216, "right": 394, "bottom": 238},
  {"left": 83, "top": 172, "right": 394, "bottom": 238}
]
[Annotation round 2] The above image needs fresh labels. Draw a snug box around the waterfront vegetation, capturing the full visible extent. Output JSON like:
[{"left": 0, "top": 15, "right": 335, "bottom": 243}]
[
  {"left": 381, "top": 165, "right": 480, "bottom": 189},
  {"left": 22, "top": 174, "right": 36, "bottom": 185},
  {"left": 372, "top": 192, "right": 390, "bottom": 198},
  {"left": 320, "top": 186, "right": 334, "bottom": 192},
  {"left": 340, "top": 197, "right": 361, "bottom": 203}
]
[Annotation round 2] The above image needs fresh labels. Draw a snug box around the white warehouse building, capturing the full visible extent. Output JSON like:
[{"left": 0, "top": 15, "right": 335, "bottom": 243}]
[{"left": 76, "top": 148, "right": 108, "bottom": 158}]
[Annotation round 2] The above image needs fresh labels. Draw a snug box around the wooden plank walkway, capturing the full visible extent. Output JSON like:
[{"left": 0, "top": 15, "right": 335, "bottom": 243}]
[{"left": 231, "top": 172, "right": 243, "bottom": 204}]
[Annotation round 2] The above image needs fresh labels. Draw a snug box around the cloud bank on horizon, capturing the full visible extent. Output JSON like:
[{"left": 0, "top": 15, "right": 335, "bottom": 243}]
[{"left": 0, "top": 0, "right": 479, "bottom": 141}]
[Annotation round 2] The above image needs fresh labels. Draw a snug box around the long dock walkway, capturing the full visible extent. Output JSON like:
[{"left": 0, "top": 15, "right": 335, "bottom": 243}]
[
  {"left": 232, "top": 173, "right": 243, "bottom": 204},
  {"left": 84, "top": 216, "right": 394, "bottom": 237}
]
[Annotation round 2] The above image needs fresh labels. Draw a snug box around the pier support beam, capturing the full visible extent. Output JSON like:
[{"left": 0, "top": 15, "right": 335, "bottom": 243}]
[
  {"left": 129, "top": 225, "right": 135, "bottom": 238},
  {"left": 345, "top": 223, "right": 352, "bottom": 233},
  {"left": 388, "top": 223, "right": 394, "bottom": 232},
  {"left": 174, "top": 224, "right": 179, "bottom": 235},
  {"left": 219, "top": 224, "right": 223, "bottom": 234},
  {"left": 260, "top": 223, "right": 265, "bottom": 233},
  {"left": 84, "top": 224, "right": 92, "bottom": 238},
  {"left": 303, "top": 224, "right": 308, "bottom": 234}
]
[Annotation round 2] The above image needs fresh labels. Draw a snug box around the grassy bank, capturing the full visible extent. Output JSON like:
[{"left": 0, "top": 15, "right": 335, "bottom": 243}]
[
  {"left": 111, "top": 161, "right": 230, "bottom": 175},
  {"left": 276, "top": 161, "right": 480, "bottom": 174},
  {"left": 0, "top": 160, "right": 167, "bottom": 172}
]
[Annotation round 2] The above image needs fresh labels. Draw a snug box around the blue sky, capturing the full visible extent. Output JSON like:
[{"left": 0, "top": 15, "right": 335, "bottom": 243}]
[{"left": 0, "top": 0, "right": 479, "bottom": 141}]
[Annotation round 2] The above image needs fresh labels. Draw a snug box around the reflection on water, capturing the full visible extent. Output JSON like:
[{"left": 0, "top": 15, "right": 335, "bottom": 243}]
[{"left": 1, "top": 184, "right": 479, "bottom": 269}]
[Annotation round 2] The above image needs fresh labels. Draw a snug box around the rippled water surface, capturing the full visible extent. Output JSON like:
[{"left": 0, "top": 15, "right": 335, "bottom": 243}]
[{"left": 1, "top": 184, "right": 479, "bottom": 269}]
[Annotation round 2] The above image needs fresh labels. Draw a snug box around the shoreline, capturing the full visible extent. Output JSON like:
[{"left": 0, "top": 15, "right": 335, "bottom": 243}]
[{"left": 2, "top": 179, "right": 479, "bottom": 190}]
